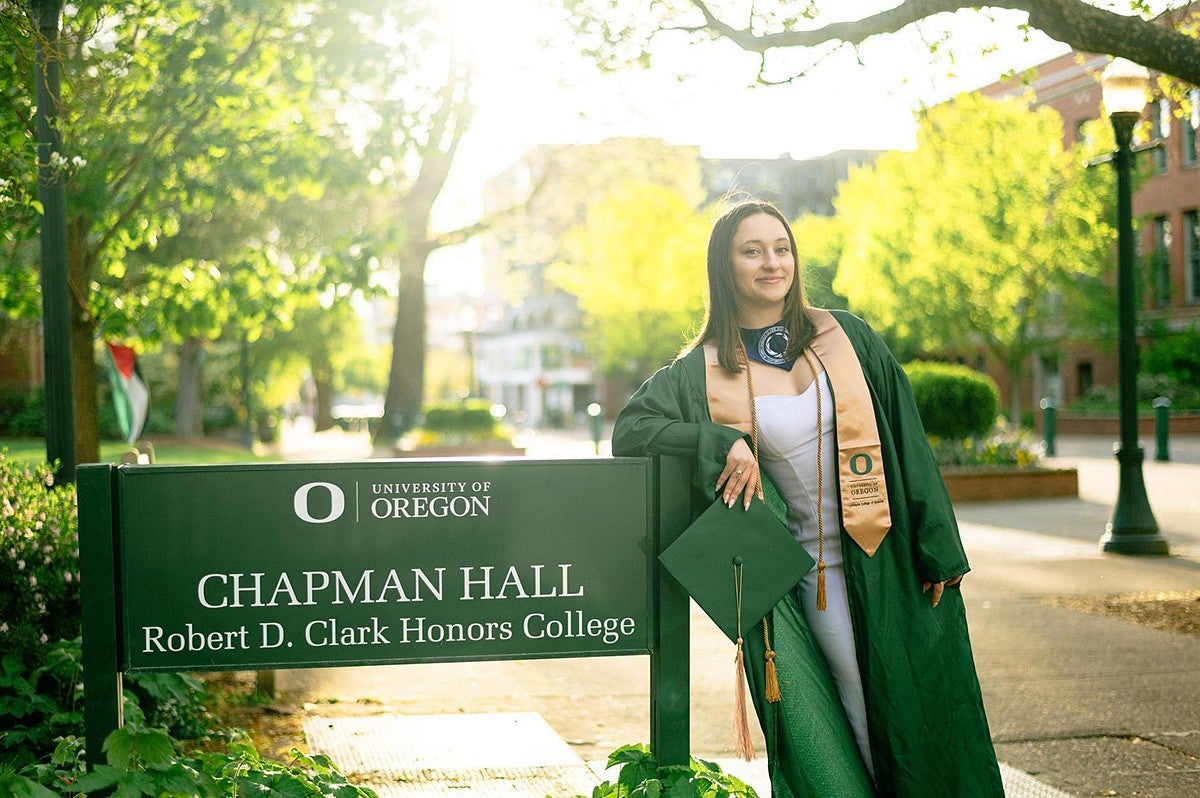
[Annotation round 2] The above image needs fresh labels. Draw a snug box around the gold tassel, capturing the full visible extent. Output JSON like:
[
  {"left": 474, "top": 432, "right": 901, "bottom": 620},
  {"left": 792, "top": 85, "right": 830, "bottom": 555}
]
[
  {"left": 733, "top": 637, "right": 755, "bottom": 761},
  {"left": 816, "top": 560, "right": 828, "bottom": 612},
  {"left": 762, "top": 617, "right": 781, "bottom": 703}
]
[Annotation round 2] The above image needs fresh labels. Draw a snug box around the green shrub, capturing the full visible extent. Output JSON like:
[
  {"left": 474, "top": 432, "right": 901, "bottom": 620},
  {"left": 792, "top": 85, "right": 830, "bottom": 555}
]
[
  {"left": 904, "top": 362, "right": 1000, "bottom": 441},
  {"left": 0, "top": 455, "right": 80, "bottom": 655},
  {"left": 1144, "top": 326, "right": 1200, "bottom": 387},
  {"left": 422, "top": 401, "right": 499, "bottom": 436},
  {"left": 0, "top": 389, "right": 48, "bottom": 438},
  {"left": 1064, "top": 373, "right": 1200, "bottom": 414},
  {"left": 0, "top": 389, "right": 32, "bottom": 434}
]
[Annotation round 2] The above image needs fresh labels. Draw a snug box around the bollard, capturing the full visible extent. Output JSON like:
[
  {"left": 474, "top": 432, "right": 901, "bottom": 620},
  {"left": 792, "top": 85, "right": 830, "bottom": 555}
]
[
  {"left": 1039, "top": 397, "right": 1056, "bottom": 457},
  {"left": 1153, "top": 396, "right": 1171, "bottom": 462},
  {"left": 587, "top": 402, "right": 603, "bottom": 455}
]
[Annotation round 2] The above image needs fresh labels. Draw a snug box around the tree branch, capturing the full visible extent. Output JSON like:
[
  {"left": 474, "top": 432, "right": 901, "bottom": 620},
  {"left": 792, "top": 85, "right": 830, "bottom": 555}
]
[
  {"left": 687, "top": 0, "right": 1200, "bottom": 86},
  {"left": 430, "top": 161, "right": 555, "bottom": 250},
  {"left": 689, "top": 0, "right": 987, "bottom": 50},
  {"left": 405, "top": 61, "right": 475, "bottom": 220}
]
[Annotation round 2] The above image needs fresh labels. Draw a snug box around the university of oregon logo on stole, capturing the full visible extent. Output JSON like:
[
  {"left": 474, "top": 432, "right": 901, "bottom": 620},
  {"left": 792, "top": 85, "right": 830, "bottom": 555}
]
[{"left": 842, "top": 447, "right": 885, "bottom": 508}]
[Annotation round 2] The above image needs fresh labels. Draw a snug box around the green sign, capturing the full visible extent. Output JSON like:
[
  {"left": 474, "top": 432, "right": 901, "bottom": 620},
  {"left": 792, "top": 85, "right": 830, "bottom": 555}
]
[
  {"left": 116, "top": 459, "right": 653, "bottom": 672},
  {"left": 78, "top": 456, "right": 694, "bottom": 772}
]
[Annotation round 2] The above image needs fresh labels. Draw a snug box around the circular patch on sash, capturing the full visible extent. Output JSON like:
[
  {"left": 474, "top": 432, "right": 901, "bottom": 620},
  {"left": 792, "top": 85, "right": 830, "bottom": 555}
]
[{"left": 757, "top": 324, "right": 790, "bottom": 366}]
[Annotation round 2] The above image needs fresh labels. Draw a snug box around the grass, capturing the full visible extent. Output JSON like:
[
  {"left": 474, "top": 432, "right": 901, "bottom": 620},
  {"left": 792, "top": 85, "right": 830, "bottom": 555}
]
[{"left": 1, "top": 436, "right": 275, "bottom": 465}]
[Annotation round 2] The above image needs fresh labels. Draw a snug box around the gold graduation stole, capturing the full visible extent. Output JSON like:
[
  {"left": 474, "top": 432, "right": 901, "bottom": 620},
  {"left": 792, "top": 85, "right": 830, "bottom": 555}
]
[
  {"left": 703, "top": 309, "right": 892, "bottom": 557},
  {"left": 806, "top": 308, "right": 892, "bottom": 556}
]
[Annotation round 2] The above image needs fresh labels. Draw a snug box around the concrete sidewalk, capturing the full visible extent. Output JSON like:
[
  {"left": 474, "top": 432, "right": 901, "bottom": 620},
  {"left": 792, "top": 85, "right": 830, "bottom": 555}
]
[{"left": 273, "top": 425, "right": 1200, "bottom": 796}]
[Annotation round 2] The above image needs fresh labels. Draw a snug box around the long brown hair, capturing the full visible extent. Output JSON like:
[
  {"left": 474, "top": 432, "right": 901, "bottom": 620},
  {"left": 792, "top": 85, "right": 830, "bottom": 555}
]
[{"left": 688, "top": 200, "right": 813, "bottom": 373}]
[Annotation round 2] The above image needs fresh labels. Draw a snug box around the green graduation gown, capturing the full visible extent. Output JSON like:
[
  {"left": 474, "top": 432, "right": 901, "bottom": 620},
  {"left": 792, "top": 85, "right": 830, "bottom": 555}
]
[{"left": 612, "top": 310, "right": 1004, "bottom": 798}]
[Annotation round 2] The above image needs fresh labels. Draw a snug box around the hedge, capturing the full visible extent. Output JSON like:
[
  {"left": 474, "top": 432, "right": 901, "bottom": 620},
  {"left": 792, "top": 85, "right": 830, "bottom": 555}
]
[{"left": 904, "top": 361, "right": 1000, "bottom": 441}]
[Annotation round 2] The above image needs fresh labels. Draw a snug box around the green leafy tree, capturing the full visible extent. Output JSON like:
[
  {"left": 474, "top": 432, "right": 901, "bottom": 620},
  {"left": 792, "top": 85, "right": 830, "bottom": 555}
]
[
  {"left": 253, "top": 298, "right": 371, "bottom": 432},
  {"left": 1, "top": 2, "right": 350, "bottom": 460},
  {"left": 558, "top": 1, "right": 1200, "bottom": 87},
  {"left": 549, "top": 180, "right": 709, "bottom": 381},
  {"left": 833, "top": 93, "right": 1114, "bottom": 422},
  {"left": 793, "top": 213, "right": 849, "bottom": 314},
  {"left": 1, "top": 2, "right": 402, "bottom": 454}
]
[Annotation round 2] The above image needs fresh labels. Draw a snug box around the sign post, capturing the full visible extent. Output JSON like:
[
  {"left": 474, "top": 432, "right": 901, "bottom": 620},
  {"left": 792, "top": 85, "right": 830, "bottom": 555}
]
[{"left": 79, "top": 457, "right": 692, "bottom": 768}]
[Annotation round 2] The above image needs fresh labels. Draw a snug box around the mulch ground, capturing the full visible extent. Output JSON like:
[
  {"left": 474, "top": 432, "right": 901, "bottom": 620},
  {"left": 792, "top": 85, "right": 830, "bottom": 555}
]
[{"left": 1046, "top": 590, "right": 1200, "bottom": 636}]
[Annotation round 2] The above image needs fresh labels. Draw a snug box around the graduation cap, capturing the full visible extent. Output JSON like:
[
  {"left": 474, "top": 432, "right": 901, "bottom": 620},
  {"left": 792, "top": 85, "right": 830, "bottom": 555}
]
[
  {"left": 660, "top": 492, "right": 814, "bottom": 759},
  {"left": 659, "top": 495, "right": 813, "bottom": 644}
]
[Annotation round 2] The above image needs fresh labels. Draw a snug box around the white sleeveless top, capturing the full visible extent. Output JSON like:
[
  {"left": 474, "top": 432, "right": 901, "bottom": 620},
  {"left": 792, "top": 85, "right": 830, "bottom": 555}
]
[{"left": 754, "top": 371, "right": 844, "bottom": 567}]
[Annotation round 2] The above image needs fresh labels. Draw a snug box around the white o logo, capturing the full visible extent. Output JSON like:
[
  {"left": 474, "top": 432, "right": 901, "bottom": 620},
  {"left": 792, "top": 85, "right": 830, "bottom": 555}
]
[{"left": 294, "top": 482, "right": 345, "bottom": 524}]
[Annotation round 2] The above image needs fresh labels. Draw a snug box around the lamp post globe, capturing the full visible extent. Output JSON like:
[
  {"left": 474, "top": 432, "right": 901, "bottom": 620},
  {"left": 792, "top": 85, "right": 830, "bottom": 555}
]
[{"left": 1097, "top": 58, "right": 1169, "bottom": 555}]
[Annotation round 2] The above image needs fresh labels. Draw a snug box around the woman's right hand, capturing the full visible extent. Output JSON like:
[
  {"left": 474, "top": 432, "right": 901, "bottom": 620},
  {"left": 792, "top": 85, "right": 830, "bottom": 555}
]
[{"left": 716, "top": 438, "right": 761, "bottom": 510}]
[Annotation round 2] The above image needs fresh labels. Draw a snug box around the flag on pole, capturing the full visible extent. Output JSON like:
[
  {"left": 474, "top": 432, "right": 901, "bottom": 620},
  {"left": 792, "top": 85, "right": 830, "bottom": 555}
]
[{"left": 105, "top": 342, "right": 149, "bottom": 445}]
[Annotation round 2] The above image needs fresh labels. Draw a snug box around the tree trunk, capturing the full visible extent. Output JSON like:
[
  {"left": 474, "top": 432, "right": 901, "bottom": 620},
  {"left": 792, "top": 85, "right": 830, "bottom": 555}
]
[
  {"left": 1007, "top": 361, "right": 1023, "bottom": 429},
  {"left": 175, "top": 336, "right": 205, "bottom": 438},
  {"left": 68, "top": 217, "right": 99, "bottom": 464},
  {"left": 25, "top": 327, "right": 40, "bottom": 394},
  {"left": 311, "top": 346, "right": 335, "bottom": 432},
  {"left": 378, "top": 242, "right": 431, "bottom": 441}
]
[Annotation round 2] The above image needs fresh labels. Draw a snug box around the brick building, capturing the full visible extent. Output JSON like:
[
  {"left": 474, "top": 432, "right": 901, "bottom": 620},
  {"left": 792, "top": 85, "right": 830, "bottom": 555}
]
[{"left": 979, "top": 50, "right": 1200, "bottom": 411}]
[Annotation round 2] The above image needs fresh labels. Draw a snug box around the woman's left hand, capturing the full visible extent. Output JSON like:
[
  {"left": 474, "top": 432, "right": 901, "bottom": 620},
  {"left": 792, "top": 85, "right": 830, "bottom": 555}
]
[{"left": 922, "top": 575, "right": 964, "bottom": 607}]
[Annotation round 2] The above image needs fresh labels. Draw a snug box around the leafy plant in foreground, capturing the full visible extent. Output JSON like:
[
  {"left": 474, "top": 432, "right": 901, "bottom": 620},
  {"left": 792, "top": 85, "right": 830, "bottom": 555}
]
[
  {"left": 65, "top": 726, "right": 377, "bottom": 797},
  {"left": 586, "top": 743, "right": 758, "bottom": 798}
]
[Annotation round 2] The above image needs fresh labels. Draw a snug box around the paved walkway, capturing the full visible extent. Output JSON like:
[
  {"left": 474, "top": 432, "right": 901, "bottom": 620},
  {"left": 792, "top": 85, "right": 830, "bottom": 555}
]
[{"left": 272, "top": 424, "right": 1200, "bottom": 797}]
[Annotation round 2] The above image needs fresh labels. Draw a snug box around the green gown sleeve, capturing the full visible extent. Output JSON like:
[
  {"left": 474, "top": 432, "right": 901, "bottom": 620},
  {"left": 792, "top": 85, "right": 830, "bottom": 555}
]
[
  {"left": 841, "top": 313, "right": 970, "bottom": 584},
  {"left": 612, "top": 356, "right": 746, "bottom": 498}
]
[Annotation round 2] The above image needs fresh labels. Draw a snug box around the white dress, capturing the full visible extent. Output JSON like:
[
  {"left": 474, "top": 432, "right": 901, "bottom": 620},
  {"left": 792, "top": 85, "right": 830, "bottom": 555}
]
[{"left": 755, "top": 371, "right": 875, "bottom": 777}]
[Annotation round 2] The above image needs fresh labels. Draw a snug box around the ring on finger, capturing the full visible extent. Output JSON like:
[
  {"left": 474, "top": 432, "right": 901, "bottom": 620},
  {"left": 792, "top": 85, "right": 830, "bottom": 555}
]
[{"left": 734, "top": 467, "right": 744, "bottom": 475}]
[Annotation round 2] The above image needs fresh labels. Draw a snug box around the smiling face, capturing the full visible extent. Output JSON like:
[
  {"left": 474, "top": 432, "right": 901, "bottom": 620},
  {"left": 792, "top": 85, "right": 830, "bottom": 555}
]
[{"left": 730, "top": 212, "right": 796, "bottom": 327}]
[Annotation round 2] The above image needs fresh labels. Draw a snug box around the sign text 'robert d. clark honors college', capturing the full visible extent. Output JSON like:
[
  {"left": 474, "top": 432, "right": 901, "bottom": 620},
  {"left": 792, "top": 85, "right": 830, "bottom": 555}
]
[{"left": 116, "top": 460, "right": 654, "bottom": 672}]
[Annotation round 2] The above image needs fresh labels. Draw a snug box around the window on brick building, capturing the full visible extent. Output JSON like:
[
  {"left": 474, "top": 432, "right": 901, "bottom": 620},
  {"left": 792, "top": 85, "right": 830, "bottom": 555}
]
[
  {"left": 1152, "top": 216, "right": 1171, "bottom": 307},
  {"left": 1076, "top": 362, "right": 1094, "bottom": 399},
  {"left": 1184, "top": 88, "right": 1200, "bottom": 168},
  {"left": 1185, "top": 210, "right": 1200, "bottom": 303}
]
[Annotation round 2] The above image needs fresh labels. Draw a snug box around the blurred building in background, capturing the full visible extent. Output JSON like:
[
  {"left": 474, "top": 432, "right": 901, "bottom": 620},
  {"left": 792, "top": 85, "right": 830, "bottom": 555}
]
[
  {"left": 702, "top": 150, "right": 882, "bottom": 218},
  {"left": 470, "top": 138, "right": 882, "bottom": 427}
]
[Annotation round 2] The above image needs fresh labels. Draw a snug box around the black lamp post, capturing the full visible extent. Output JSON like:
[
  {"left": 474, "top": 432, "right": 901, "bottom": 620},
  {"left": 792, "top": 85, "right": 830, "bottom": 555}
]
[
  {"left": 1098, "top": 58, "right": 1169, "bottom": 555},
  {"left": 35, "top": 0, "right": 76, "bottom": 483}
]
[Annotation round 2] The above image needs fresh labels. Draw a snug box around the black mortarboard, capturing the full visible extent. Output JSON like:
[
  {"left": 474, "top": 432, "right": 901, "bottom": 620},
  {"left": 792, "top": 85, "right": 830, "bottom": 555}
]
[{"left": 659, "top": 495, "right": 813, "bottom": 643}]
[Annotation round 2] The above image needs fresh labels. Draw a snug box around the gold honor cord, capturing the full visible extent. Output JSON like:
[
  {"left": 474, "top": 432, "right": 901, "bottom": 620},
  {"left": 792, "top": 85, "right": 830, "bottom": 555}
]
[
  {"left": 732, "top": 558, "right": 755, "bottom": 761},
  {"left": 743, "top": 346, "right": 783, "bottom": 705},
  {"left": 803, "top": 349, "right": 829, "bottom": 612}
]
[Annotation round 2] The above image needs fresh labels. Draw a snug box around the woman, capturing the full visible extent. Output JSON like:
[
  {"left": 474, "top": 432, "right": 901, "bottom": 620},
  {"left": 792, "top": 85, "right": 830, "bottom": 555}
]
[{"left": 612, "top": 200, "right": 1003, "bottom": 797}]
